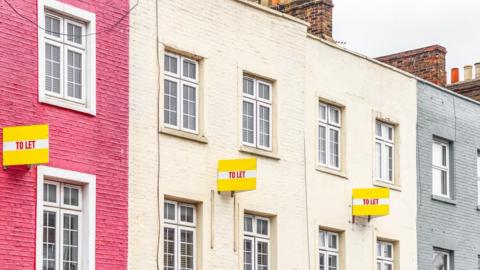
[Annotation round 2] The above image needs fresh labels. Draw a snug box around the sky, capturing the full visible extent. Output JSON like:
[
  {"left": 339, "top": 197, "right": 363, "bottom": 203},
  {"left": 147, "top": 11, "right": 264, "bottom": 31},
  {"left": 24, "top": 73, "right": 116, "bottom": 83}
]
[{"left": 332, "top": 0, "right": 480, "bottom": 83}]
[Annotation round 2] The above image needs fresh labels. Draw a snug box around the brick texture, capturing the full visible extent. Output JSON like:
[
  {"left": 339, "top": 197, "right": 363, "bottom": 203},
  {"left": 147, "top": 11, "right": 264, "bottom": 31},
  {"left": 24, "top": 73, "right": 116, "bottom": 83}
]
[
  {"left": 447, "top": 79, "right": 480, "bottom": 102},
  {"left": 417, "top": 81, "right": 480, "bottom": 270},
  {"left": 376, "top": 45, "right": 447, "bottom": 87},
  {"left": 273, "top": 0, "right": 334, "bottom": 40},
  {"left": 0, "top": 0, "right": 129, "bottom": 269}
]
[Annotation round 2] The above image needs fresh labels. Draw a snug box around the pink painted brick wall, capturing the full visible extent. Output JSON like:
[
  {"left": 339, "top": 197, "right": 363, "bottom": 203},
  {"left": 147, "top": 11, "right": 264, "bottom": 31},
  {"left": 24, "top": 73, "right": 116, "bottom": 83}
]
[{"left": 0, "top": 0, "right": 129, "bottom": 269}]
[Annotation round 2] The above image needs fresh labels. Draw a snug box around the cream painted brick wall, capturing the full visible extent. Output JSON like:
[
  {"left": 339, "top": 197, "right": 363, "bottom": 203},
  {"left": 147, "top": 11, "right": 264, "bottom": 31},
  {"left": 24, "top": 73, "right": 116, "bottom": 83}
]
[
  {"left": 128, "top": 0, "right": 159, "bottom": 269},
  {"left": 305, "top": 38, "right": 418, "bottom": 270},
  {"left": 130, "top": 0, "right": 309, "bottom": 269},
  {"left": 129, "top": 1, "right": 418, "bottom": 270}
]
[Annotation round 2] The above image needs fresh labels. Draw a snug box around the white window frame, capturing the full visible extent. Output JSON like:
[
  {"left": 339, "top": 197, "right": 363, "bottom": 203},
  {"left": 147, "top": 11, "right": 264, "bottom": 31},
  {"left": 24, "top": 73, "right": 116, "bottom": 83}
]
[
  {"left": 318, "top": 230, "right": 340, "bottom": 270},
  {"left": 38, "top": 0, "right": 96, "bottom": 115},
  {"left": 163, "top": 52, "right": 199, "bottom": 134},
  {"left": 36, "top": 166, "right": 96, "bottom": 270},
  {"left": 433, "top": 249, "right": 450, "bottom": 270},
  {"left": 377, "top": 241, "right": 394, "bottom": 270},
  {"left": 432, "top": 140, "right": 450, "bottom": 198},
  {"left": 241, "top": 76, "right": 273, "bottom": 151},
  {"left": 318, "top": 102, "right": 341, "bottom": 170},
  {"left": 163, "top": 200, "right": 196, "bottom": 270},
  {"left": 243, "top": 214, "right": 270, "bottom": 270},
  {"left": 375, "top": 121, "right": 395, "bottom": 183}
]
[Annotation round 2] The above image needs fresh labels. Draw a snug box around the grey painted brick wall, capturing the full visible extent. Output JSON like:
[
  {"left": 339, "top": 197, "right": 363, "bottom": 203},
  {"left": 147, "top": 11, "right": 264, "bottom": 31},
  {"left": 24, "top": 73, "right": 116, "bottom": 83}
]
[{"left": 417, "top": 81, "right": 480, "bottom": 270}]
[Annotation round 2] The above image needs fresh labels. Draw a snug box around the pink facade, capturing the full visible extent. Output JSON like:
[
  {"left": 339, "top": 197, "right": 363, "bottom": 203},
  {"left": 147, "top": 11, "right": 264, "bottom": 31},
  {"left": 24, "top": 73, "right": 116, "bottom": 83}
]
[{"left": 0, "top": 0, "right": 129, "bottom": 269}]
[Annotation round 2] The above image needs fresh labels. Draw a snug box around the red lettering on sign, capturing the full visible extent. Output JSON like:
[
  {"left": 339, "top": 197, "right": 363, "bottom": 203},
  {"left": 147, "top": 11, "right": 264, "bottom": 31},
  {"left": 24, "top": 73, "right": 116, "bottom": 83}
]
[
  {"left": 15, "top": 140, "right": 36, "bottom": 150},
  {"left": 228, "top": 171, "right": 246, "bottom": 179}
]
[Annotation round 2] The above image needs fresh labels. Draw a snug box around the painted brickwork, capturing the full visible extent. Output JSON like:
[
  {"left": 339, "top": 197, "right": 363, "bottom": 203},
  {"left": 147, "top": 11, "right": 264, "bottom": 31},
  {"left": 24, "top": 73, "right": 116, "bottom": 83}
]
[
  {"left": 128, "top": 0, "right": 309, "bottom": 269},
  {"left": 417, "top": 81, "right": 480, "bottom": 269},
  {"left": 377, "top": 45, "right": 447, "bottom": 87},
  {"left": 0, "top": 0, "right": 129, "bottom": 269}
]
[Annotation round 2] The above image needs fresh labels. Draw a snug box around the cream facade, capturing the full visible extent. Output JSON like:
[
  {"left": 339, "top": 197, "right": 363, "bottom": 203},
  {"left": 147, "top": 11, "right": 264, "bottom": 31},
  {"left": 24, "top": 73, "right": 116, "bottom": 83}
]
[
  {"left": 129, "top": 1, "right": 418, "bottom": 270},
  {"left": 305, "top": 36, "right": 418, "bottom": 270},
  {"left": 129, "top": 0, "right": 309, "bottom": 269}
]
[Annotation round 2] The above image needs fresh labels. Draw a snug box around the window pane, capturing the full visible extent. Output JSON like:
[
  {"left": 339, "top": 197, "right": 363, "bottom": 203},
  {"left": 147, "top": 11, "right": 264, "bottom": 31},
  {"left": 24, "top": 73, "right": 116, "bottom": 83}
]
[
  {"left": 165, "top": 55, "right": 178, "bottom": 74},
  {"left": 182, "top": 84, "right": 196, "bottom": 131},
  {"left": 244, "top": 239, "right": 253, "bottom": 270},
  {"left": 242, "top": 101, "right": 255, "bottom": 144},
  {"left": 386, "top": 145, "right": 393, "bottom": 181},
  {"left": 180, "top": 230, "right": 194, "bottom": 270},
  {"left": 329, "top": 129, "right": 339, "bottom": 168},
  {"left": 45, "top": 44, "right": 61, "bottom": 94},
  {"left": 329, "top": 107, "right": 340, "bottom": 125},
  {"left": 383, "top": 244, "right": 393, "bottom": 259},
  {"left": 258, "top": 82, "right": 270, "bottom": 101},
  {"left": 328, "top": 233, "right": 337, "bottom": 250},
  {"left": 45, "top": 15, "right": 60, "bottom": 37},
  {"left": 243, "top": 78, "right": 254, "bottom": 96},
  {"left": 432, "top": 168, "right": 442, "bottom": 195},
  {"left": 376, "top": 122, "right": 382, "bottom": 137},
  {"left": 319, "top": 253, "right": 325, "bottom": 270},
  {"left": 328, "top": 254, "right": 337, "bottom": 270},
  {"left": 67, "top": 23, "right": 82, "bottom": 44},
  {"left": 164, "top": 227, "right": 175, "bottom": 270},
  {"left": 387, "top": 127, "right": 393, "bottom": 141},
  {"left": 384, "top": 263, "right": 392, "bottom": 270},
  {"left": 62, "top": 214, "right": 79, "bottom": 270},
  {"left": 67, "top": 50, "right": 82, "bottom": 100},
  {"left": 244, "top": 216, "right": 253, "bottom": 233},
  {"left": 164, "top": 202, "right": 175, "bottom": 221},
  {"left": 63, "top": 186, "right": 80, "bottom": 207},
  {"left": 43, "top": 211, "right": 57, "bottom": 270},
  {"left": 257, "top": 241, "right": 269, "bottom": 270},
  {"left": 180, "top": 205, "right": 194, "bottom": 223},
  {"left": 319, "top": 126, "right": 327, "bottom": 165},
  {"left": 164, "top": 79, "right": 178, "bottom": 126},
  {"left": 182, "top": 59, "right": 196, "bottom": 80},
  {"left": 376, "top": 143, "right": 382, "bottom": 179},
  {"left": 256, "top": 219, "right": 268, "bottom": 236},
  {"left": 441, "top": 171, "right": 448, "bottom": 196},
  {"left": 319, "top": 104, "right": 327, "bottom": 122},
  {"left": 319, "top": 231, "right": 326, "bottom": 248},
  {"left": 441, "top": 145, "right": 447, "bottom": 166},
  {"left": 44, "top": 184, "right": 57, "bottom": 203},
  {"left": 258, "top": 105, "right": 271, "bottom": 148}
]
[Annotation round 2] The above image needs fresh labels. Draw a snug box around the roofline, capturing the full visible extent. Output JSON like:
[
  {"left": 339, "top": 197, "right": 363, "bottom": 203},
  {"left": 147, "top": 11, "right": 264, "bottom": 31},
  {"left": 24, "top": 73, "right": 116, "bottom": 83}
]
[
  {"left": 233, "top": 0, "right": 310, "bottom": 27},
  {"left": 306, "top": 34, "right": 480, "bottom": 106}
]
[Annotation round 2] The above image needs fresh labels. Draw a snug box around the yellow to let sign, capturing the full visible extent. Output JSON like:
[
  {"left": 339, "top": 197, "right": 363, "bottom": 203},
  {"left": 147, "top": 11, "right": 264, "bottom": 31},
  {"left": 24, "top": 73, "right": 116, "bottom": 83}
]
[
  {"left": 352, "top": 188, "right": 390, "bottom": 216},
  {"left": 217, "top": 158, "right": 256, "bottom": 192},
  {"left": 2, "top": 124, "right": 49, "bottom": 166}
]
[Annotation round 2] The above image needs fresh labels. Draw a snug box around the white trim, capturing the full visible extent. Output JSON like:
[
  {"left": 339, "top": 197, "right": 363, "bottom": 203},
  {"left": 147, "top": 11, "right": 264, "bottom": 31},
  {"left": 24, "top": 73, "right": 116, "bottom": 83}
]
[
  {"left": 256, "top": 102, "right": 272, "bottom": 151},
  {"left": 36, "top": 165, "right": 96, "bottom": 270},
  {"left": 60, "top": 209, "right": 83, "bottom": 270},
  {"left": 318, "top": 103, "right": 342, "bottom": 170},
  {"left": 241, "top": 98, "right": 257, "bottom": 148},
  {"left": 179, "top": 81, "right": 199, "bottom": 134},
  {"left": 255, "top": 238, "right": 270, "bottom": 270},
  {"left": 38, "top": 0, "right": 96, "bottom": 115},
  {"left": 243, "top": 236, "right": 255, "bottom": 269},
  {"left": 180, "top": 57, "right": 199, "bottom": 84},
  {"left": 164, "top": 52, "right": 180, "bottom": 78},
  {"left": 178, "top": 203, "right": 196, "bottom": 227},
  {"left": 375, "top": 121, "right": 395, "bottom": 183},
  {"left": 432, "top": 140, "right": 450, "bottom": 198},
  {"left": 63, "top": 45, "right": 86, "bottom": 104}
]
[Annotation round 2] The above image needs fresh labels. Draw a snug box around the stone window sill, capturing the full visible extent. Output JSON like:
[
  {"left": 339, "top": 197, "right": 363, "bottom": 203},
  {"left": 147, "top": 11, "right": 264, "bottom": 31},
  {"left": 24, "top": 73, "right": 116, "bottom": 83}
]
[
  {"left": 373, "top": 180, "right": 402, "bottom": 192},
  {"left": 239, "top": 145, "right": 280, "bottom": 160},
  {"left": 431, "top": 195, "right": 456, "bottom": 205},
  {"left": 160, "top": 127, "right": 208, "bottom": 144},
  {"left": 315, "top": 166, "right": 348, "bottom": 180}
]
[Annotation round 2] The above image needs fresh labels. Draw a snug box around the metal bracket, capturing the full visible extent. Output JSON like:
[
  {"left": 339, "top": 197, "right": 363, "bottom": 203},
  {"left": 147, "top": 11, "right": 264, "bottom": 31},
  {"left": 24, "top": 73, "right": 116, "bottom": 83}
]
[{"left": 3, "top": 166, "right": 8, "bottom": 171}]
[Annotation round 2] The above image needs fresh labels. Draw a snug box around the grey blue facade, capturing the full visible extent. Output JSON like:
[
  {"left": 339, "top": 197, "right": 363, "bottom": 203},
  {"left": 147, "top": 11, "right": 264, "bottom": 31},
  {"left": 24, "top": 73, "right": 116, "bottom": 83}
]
[{"left": 417, "top": 81, "right": 480, "bottom": 269}]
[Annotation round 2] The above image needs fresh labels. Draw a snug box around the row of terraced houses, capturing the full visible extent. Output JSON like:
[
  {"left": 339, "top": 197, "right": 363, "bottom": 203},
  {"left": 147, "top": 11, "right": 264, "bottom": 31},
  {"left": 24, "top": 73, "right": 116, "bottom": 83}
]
[{"left": 0, "top": 0, "right": 479, "bottom": 269}]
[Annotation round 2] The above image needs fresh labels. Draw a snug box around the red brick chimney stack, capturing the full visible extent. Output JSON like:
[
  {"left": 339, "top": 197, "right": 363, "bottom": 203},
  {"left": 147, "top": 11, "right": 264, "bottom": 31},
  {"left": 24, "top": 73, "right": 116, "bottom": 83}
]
[
  {"left": 376, "top": 45, "right": 447, "bottom": 87},
  {"left": 273, "top": 0, "right": 334, "bottom": 41}
]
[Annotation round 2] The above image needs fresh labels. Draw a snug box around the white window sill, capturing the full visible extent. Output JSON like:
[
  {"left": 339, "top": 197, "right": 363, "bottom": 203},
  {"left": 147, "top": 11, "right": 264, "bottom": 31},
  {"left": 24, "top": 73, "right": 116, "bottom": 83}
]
[
  {"left": 373, "top": 180, "right": 402, "bottom": 192},
  {"left": 239, "top": 145, "right": 280, "bottom": 160},
  {"left": 316, "top": 166, "right": 348, "bottom": 180},
  {"left": 160, "top": 127, "right": 208, "bottom": 144},
  {"left": 40, "top": 95, "right": 96, "bottom": 115},
  {"left": 431, "top": 195, "right": 456, "bottom": 205}
]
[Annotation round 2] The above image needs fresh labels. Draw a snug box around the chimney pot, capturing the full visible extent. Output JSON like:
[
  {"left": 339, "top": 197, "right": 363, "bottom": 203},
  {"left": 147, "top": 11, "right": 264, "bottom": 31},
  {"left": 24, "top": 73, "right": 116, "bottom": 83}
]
[
  {"left": 464, "top": 65, "right": 473, "bottom": 81},
  {"left": 475, "top": 63, "right": 480, "bottom": 79},
  {"left": 451, "top": 68, "right": 459, "bottom": 84}
]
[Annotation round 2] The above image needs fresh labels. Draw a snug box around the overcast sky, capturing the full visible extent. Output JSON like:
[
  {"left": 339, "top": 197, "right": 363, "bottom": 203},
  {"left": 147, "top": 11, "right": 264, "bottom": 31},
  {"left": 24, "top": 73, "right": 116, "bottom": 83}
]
[{"left": 333, "top": 0, "right": 480, "bottom": 82}]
